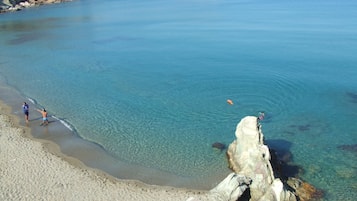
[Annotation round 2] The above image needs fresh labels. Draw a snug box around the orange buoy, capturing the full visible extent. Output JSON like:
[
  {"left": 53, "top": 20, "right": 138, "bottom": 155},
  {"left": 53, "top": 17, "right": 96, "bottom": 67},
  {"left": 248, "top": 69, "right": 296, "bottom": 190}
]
[{"left": 226, "top": 99, "right": 233, "bottom": 105}]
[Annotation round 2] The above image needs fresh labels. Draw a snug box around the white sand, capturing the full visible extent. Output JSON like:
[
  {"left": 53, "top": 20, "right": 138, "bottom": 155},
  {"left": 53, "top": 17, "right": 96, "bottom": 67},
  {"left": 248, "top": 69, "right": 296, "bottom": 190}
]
[{"left": 0, "top": 102, "right": 214, "bottom": 201}]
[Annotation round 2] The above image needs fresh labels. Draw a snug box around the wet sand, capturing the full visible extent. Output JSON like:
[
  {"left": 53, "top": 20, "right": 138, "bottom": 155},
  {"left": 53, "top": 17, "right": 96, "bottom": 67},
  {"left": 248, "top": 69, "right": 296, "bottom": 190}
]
[
  {"left": 0, "top": 74, "right": 220, "bottom": 188},
  {"left": 0, "top": 83, "right": 215, "bottom": 200}
]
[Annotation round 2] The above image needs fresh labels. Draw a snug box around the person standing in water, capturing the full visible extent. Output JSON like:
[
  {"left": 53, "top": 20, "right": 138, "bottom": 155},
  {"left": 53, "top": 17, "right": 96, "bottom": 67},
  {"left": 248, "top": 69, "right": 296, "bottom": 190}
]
[
  {"left": 36, "top": 108, "right": 49, "bottom": 126},
  {"left": 22, "top": 102, "right": 29, "bottom": 123},
  {"left": 258, "top": 111, "right": 265, "bottom": 121}
]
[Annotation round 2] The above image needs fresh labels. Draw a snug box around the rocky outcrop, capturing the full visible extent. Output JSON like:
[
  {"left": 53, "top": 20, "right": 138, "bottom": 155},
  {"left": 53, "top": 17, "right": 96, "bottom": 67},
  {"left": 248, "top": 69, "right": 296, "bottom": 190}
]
[
  {"left": 190, "top": 116, "right": 323, "bottom": 201},
  {"left": 221, "top": 116, "right": 322, "bottom": 201},
  {"left": 287, "top": 177, "right": 323, "bottom": 201},
  {"left": 225, "top": 116, "right": 297, "bottom": 201},
  {"left": 0, "top": 0, "right": 69, "bottom": 13},
  {"left": 210, "top": 173, "right": 252, "bottom": 201}
]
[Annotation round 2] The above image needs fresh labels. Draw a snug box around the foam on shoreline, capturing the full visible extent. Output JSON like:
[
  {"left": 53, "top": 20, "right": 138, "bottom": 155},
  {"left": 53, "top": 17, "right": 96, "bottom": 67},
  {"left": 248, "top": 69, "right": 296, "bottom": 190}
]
[
  {"left": 51, "top": 115, "right": 74, "bottom": 131},
  {"left": 0, "top": 90, "right": 213, "bottom": 201},
  {"left": 0, "top": 73, "right": 219, "bottom": 189}
]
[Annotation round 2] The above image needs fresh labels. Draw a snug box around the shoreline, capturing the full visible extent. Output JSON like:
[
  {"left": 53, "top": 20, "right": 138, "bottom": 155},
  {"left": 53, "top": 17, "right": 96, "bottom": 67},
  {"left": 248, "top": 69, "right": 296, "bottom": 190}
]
[
  {"left": 0, "top": 0, "right": 71, "bottom": 13},
  {"left": 0, "top": 75, "right": 221, "bottom": 189},
  {"left": 0, "top": 98, "right": 214, "bottom": 200}
]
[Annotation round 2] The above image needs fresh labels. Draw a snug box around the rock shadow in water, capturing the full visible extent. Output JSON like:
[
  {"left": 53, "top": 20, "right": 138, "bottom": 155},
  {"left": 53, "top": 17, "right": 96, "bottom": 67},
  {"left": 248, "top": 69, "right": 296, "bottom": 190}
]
[{"left": 266, "top": 139, "right": 303, "bottom": 180}]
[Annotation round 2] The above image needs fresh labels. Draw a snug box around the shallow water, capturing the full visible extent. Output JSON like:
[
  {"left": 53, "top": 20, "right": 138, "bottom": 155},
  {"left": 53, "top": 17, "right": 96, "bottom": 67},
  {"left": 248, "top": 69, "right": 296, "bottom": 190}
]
[{"left": 0, "top": 0, "right": 356, "bottom": 199}]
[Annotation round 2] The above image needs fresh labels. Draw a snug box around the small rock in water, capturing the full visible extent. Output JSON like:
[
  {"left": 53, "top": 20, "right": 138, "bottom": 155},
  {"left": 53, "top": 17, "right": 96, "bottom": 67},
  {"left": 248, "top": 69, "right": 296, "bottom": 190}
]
[{"left": 212, "top": 142, "right": 226, "bottom": 151}]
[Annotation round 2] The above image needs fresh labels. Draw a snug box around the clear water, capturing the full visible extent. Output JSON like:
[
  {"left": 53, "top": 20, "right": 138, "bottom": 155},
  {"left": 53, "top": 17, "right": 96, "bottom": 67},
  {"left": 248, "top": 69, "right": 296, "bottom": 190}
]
[{"left": 1, "top": 0, "right": 357, "bottom": 199}]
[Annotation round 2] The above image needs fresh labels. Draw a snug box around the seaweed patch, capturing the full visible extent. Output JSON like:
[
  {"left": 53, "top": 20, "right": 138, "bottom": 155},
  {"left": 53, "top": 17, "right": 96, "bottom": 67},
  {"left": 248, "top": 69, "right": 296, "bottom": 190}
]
[
  {"left": 346, "top": 92, "right": 357, "bottom": 103},
  {"left": 289, "top": 124, "right": 311, "bottom": 132},
  {"left": 337, "top": 144, "right": 357, "bottom": 156}
]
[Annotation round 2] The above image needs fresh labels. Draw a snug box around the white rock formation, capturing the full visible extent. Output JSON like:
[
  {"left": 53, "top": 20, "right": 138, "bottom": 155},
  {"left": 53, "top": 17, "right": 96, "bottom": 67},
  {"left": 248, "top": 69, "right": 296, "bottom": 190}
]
[
  {"left": 226, "top": 116, "right": 297, "bottom": 201},
  {"left": 189, "top": 116, "right": 318, "bottom": 201},
  {"left": 210, "top": 173, "right": 251, "bottom": 201}
]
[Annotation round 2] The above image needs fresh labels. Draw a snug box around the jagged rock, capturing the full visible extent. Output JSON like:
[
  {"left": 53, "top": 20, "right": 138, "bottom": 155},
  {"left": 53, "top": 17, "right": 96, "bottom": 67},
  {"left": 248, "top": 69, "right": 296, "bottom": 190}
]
[
  {"left": 210, "top": 173, "right": 252, "bottom": 201},
  {"left": 221, "top": 116, "right": 322, "bottom": 201},
  {"left": 19, "top": 1, "right": 30, "bottom": 7},
  {"left": 287, "top": 177, "right": 324, "bottom": 201},
  {"left": 226, "top": 116, "right": 298, "bottom": 201}
]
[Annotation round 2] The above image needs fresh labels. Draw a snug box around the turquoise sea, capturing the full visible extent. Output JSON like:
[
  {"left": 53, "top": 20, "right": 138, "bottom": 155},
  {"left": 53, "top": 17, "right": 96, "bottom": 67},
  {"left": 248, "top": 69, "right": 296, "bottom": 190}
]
[{"left": 1, "top": 0, "right": 356, "bottom": 200}]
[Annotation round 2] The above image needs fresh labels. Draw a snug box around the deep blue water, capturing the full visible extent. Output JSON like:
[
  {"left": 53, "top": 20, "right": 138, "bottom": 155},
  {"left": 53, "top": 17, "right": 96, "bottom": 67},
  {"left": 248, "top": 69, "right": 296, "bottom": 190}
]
[{"left": 0, "top": 0, "right": 356, "bottom": 199}]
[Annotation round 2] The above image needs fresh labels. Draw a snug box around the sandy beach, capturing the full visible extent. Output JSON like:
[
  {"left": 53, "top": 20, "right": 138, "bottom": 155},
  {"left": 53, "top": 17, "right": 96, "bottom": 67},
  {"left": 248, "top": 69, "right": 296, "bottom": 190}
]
[{"left": 0, "top": 101, "right": 214, "bottom": 201}]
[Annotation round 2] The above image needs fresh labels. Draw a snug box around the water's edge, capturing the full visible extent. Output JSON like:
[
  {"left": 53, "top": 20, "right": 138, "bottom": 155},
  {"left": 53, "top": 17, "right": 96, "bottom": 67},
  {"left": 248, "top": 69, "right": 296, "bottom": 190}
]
[{"left": 0, "top": 77, "right": 219, "bottom": 190}]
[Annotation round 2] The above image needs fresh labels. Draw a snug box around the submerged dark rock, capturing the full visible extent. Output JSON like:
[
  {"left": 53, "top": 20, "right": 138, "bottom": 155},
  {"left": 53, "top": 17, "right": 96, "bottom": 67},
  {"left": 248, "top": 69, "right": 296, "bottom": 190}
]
[
  {"left": 270, "top": 148, "right": 303, "bottom": 180},
  {"left": 337, "top": 144, "right": 357, "bottom": 156},
  {"left": 346, "top": 92, "right": 357, "bottom": 103},
  {"left": 289, "top": 124, "right": 311, "bottom": 132},
  {"left": 212, "top": 142, "right": 226, "bottom": 151}
]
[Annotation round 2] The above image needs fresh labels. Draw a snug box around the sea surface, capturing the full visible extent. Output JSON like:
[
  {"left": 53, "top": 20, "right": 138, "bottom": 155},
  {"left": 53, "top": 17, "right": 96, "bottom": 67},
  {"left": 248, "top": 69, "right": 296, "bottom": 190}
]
[{"left": 1, "top": 0, "right": 356, "bottom": 199}]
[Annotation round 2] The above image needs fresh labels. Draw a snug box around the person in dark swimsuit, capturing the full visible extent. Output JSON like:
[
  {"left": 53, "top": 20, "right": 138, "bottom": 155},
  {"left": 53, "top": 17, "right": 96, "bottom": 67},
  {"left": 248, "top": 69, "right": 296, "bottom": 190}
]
[{"left": 22, "top": 102, "right": 29, "bottom": 123}]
